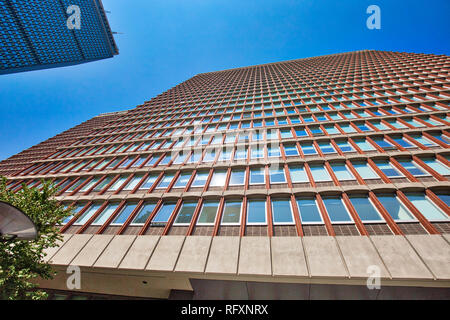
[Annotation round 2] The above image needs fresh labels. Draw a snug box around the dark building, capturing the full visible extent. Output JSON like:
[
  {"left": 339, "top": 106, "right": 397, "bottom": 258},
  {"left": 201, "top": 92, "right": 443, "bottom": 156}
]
[
  {"left": 0, "top": 0, "right": 118, "bottom": 74},
  {"left": 1, "top": 50, "right": 450, "bottom": 299}
]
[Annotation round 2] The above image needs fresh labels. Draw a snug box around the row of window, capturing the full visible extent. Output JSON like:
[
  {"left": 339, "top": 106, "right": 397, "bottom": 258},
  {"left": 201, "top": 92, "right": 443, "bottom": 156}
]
[
  {"left": 23, "top": 133, "right": 449, "bottom": 176},
  {"left": 115, "top": 83, "right": 448, "bottom": 121},
  {"left": 47, "top": 125, "right": 449, "bottom": 163},
  {"left": 63, "top": 191, "right": 450, "bottom": 228},
  {"left": 11, "top": 156, "right": 449, "bottom": 195},
  {"left": 88, "top": 103, "right": 448, "bottom": 138}
]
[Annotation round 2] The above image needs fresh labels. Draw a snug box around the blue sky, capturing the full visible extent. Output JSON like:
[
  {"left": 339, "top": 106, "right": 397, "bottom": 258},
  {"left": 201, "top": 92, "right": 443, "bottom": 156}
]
[{"left": 0, "top": 0, "right": 449, "bottom": 161}]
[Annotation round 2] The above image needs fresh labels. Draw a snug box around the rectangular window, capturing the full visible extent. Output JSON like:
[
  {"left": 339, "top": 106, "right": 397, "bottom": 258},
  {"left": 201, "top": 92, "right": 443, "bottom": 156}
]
[
  {"left": 349, "top": 196, "right": 383, "bottom": 222},
  {"left": 322, "top": 197, "right": 352, "bottom": 223},
  {"left": 375, "top": 160, "right": 402, "bottom": 177},
  {"left": 271, "top": 199, "right": 294, "bottom": 224},
  {"left": 353, "top": 138, "right": 376, "bottom": 151},
  {"left": 377, "top": 194, "right": 416, "bottom": 221},
  {"left": 300, "top": 143, "right": 317, "bottom": 155},
  {"left": 309, "top": 165, "right": 332, "bottom": 181},
  {"left": 284, "top": 144, "right": 299, "bottom": 156},
  {"left": 174, "top": 202, "right": 197, "bottom": 225},
  {"left": 397, "top": 160, "right": 427, "bottom": 176},
  {"left": 123, "top": 175, "right": 144, "bottom": 191},
  {"left": 139, "top": 175, "right": 158, "bottom": 190},
  {"left": 152, "top": 203, "right": 177, "bottom": 224},
  {"left": 173, "top": 172, "right": 193, "bottom": 188},
  {"left": 422, "top": 158, "right": 450, "bottom": 175},
  {"left": 74, "top": 203, "right": 101, "bottom": 225},
  {"left": 289, "top": 166, "right": 308, "bottom": 183},
  {"left": 269, "top": 168, "right": 286, "bottom": 183},
  {"left": 318, "top": 142, "right": 336, "bottom": 154},
  {"left": 191, "top": 171, "right": 209, "bottom": 187},
  {"left": 268, "top": 146, "right": 281, "bottom": 157},
  {"left": 92, "top": 203, "right": 120, "bottom": 225},
  {"left": 197, "top": 201, "right": 220, "bottom": 225},
  {"left": 156, "top": 174, "right": 174, "bottom": 189},
  {"left": 405, "top": 193, "right": 448, "bottom": 221},
  {"left": 229, "top": 170, "right": 246, "bottom": 185},
  {"left": 111, "top": 202, "right": 138, "bottom": 225},
  {"left": 221, "top": 200, "right": 242, "bottom": 225},
  {"left": 250, "top": 168, "right": 266, "bottom": 184},
  {"left": 336, "top": 140, "right": 354, "bottom": 153},
  {"left": 331, "top": 163, "right": 355, "bottom": 180},
  {"left": 247, "top": 199, "right": 267, "bottom": 224},
  {"left": 209, "top": 170, "right": 227, "bottom": 187},
  {"left": 353, "top": 162, "right": 379, "bottom": 179},
  {"left": 296, "top": 198, "right": 323, "bottom": 223}
]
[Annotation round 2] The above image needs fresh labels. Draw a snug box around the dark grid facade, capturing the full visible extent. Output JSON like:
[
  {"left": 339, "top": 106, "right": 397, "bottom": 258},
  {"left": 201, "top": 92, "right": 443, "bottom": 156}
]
[
  {"left": 0, "top": 0, "right": 118, "bottom": 74},
  {"left": 2, "top": 50, "right": 450, "bottom": 239}
]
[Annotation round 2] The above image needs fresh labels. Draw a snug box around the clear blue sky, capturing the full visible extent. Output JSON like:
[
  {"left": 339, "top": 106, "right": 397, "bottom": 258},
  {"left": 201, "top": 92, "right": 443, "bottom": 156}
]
[{"left": 0, "top": 0, "right": 449, "bottom": 161}]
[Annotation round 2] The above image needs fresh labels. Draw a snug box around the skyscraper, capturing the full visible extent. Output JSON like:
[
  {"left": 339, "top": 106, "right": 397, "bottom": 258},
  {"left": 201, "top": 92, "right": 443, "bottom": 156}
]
[
  {"left": 2, "top": 50, "right": 450, "bottom": 299},
  {"left": 0, "top": 0, "right": 118, "bottom": 74}
]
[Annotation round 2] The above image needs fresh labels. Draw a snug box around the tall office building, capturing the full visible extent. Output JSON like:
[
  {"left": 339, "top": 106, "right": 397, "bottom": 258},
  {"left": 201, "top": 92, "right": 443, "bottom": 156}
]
[
  {"left": 1, "top": 50, "right": 450, "bottom": 299},
  {"left": 0, "top": 0, "right": 118, "bottom": 74}
]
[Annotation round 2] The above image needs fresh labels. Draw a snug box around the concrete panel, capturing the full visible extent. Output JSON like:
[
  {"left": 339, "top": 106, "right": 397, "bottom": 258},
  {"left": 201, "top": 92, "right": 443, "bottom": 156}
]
[
  {"left": 71, "top": 235, "right": 114, "bottom": 267},
  {"left": 370, "top": 235, "right": 433, "bottom": 280},
  {"left": 205, "top": 236, "right": 240, "bottom": 274},
  {"left": 43, "top": 233, "right": 72, "bottom": 263},
  {"left": 146, "top": 236, "right": 185, "bottom": 272},
  {"left": 406, "top": 234, "right": 450, "bottom": 280},
  {"left": 119, "top": 235, "right": 160, "bottom": 270},
  {"left": 94, "top": 235, "right": 136, "bottom": 269},
  {"left": 303, "top": 236, "right": 348, "bottom": 278},
  {"left": 443, "top": 234, "right": 450, "bottom": 244},
  {"left": 336, "top": 236, "right": 389, "bottom": 278},
  {"left": 50, "top": 234, "right": 93, "bottom": 266},
  {"left": 175, "top": 236, "right": 212, "bottom": 273},
  {"left": 270, "top": 237, "right": 308, "bottom": 277},
  {"left": 238, "top": 237, "right": 271, "bottom": 276}
]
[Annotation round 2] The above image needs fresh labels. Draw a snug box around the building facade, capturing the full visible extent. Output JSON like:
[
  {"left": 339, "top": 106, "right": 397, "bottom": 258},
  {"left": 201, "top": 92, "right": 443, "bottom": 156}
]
[
  {"left": 0, "top": 0, "right": 118, "bottom": 74},
  {"left": 2, "top": 50, "right": 450, "bottom": 299}
]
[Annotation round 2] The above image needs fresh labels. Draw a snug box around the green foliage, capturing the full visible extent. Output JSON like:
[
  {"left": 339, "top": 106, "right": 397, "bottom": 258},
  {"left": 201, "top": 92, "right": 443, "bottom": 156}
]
[{"left": 0, "top": 177, "right": 72, "bottom": 300}]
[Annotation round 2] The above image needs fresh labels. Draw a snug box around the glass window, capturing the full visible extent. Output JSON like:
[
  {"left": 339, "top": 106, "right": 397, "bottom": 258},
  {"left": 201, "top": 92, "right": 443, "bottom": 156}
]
[
  {"left": 392, "top": 137, "right": 414, "bottom": 148},
  {"left": 268, "top": 146, "right": 281, "bottom": 157},
  {"left": 331, "top": 163, "right": 354, "bottom": 180},
  {"left": 62, "top": 204, "right": 85, "bottom": 224},
  {"left": 377, "top": 194, "right": 416, "bottom": 221},
  {"left": 405, "top": 193, "right": 448, "bottom": 221},
  {"left": 229, "top": 170, "right": 245, "bottom": 185},
  {"left": 92, "top": 203, "right": 120, "bottom": 225},
  {"left": 309, "top": 165, "right": 332, "bottom": 181},
  {"left": 353, "top": 162, "right": 379, "bottom": 179},
  {"left": 112, "top": 202, "right": 138, "bottom": 225},
  {"left": 74, "top": 203, "right": 101, "bottom": 225},
  {"left": 284, "top": 144, "right": 299, "bottom": 156},
  {"left": 173, "top": 172, "right": 193, "bottom": 188},
  {"left": 322, "top": 197, "right": 352, "bottom": 223},
  {"left": 271, "top": 199, "right": 294, "bottom": 224},
  {"left": 174, "top": 202, "right": 197, "bottom": 225},
  {"left": 131, "top": 202, "right": 157, "bottom": 225},
  {"left": 221, "top": 201, "right": 242, "bottom": 224},
  {"left": 349, "top": 196, "right": 383, "bottom": 222},
  {"left": 397, "top": 160, "right": 427, "bottom": 176},
  {"left": 156, "top": 174, "right": 174, "bottom": 189},
  {"left": 296, "top": 198, "right": 322, "bottom": 223},
  {"left": 435, "top": 193, "right": 450, "bottom": 207},
  {"left": 422, "top": 158, "right": 450, "bottom": 176},
  {"left": 289, "top": 166, "right": 309, "bottom": 183},
  {"left": 269, "top": 168, "right": 286, "bottom": 183},
  {"left": 250, "top": 168, "right": 265, "bottom": 184},
  {"left": 336, "top": 140, "right": 354, "bottom": 153},
  {"left": 372, "top": 138, "right": 396, "bottom": 150},
  {"left": 140, "top": 175, "right": 158, "bottom": 190},
  {"left": 301, "top": 143, "right": 317, "bottom": 155},
  {"left": 318, "top": 142, "right": 336, "bottom": 154},
  {"left": 152, "top": 203, "right": 176, "bottom": 224},
  {"left": 247, "top": 199, "right": 267, "bottom": 224},
  {"left": 123, "top": 175, "right": 144, "bottom": 191},
  {"left": 209, "top": 170, "right": 227, "bottom": 187},
  {"left": 353, "top": 138, "right": 376, "bottom": 151},
  {"left": 375, "top": 160, "right": 402, "bottom": 177},
  {"left": 191, "top": 171, "right": 209, "bottom": 187},
  {"left": 197, "top": 201, "right": 220, "bottom": 225}
]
